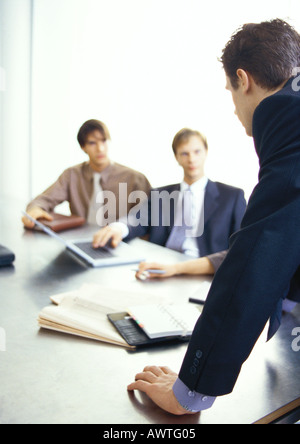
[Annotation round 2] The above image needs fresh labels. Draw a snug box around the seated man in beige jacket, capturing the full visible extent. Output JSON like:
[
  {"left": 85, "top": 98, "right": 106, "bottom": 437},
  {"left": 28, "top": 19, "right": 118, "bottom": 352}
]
[{"left": 22, "top": 119, "right": 151, "bottom": 228}]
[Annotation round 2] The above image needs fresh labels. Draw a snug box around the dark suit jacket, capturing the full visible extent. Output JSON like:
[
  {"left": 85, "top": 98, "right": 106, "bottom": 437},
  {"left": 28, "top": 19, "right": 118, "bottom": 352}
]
[
  {"left": 125, "top": 180, "right": 246, "bottom": 257},
  {"left": 179, "top": 77, "right": 300, "bottom": 397}
]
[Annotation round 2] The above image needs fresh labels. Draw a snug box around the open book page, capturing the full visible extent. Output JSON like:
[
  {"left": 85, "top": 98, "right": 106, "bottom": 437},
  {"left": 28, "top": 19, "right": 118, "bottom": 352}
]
[
  {"left": 39, "top": 283, "right": 171, "bottom": 347},
  {"left": 127, "top": 303, "right": 202, "bottom": 339}
]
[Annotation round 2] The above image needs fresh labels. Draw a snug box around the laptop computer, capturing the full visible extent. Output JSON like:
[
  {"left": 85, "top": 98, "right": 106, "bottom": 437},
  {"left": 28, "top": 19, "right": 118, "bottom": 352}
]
[{"left": 22, "top": 212, "right": 145, "bottom": 268}]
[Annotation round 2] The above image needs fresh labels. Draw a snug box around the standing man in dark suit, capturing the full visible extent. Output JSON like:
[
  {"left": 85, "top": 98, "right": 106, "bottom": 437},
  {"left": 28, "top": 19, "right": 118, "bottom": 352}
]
[
  {"left": 92, "top": 128, "right": 246, "bottom": 261},
  {"left": 127, "top": 19, "right": 300, "bottom": 415}
]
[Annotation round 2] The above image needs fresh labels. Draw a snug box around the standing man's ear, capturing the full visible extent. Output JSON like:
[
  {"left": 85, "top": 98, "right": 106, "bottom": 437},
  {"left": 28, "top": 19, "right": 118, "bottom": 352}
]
[{"left": 236, "top": 69, "right": 251, "bottom": 93}]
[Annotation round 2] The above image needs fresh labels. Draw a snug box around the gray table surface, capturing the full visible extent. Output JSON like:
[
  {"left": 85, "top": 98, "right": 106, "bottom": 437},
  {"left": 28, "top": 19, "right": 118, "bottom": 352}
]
[{"left": 0, "top": 196, "right": 299, "bottom": 424}]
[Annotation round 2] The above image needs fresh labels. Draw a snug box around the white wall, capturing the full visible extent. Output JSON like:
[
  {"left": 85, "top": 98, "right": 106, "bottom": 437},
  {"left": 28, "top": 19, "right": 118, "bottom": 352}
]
[
  {"left": 0, "top": 0, "right": 32, "bottom": 202},
  {"left": 1, "top": 0, "right": 300, "bottom": 204}
]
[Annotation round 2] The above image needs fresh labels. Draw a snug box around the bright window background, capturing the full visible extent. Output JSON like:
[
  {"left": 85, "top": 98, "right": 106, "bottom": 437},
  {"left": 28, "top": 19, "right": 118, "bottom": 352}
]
[{"left": 1, "top": 0, "right": 300, "bottom": 207}]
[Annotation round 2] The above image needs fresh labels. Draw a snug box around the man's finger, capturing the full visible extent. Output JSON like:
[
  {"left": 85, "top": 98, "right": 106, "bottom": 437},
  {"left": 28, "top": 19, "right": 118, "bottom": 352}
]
[
  {"left": 22, "top": 216, "right": 35, "bottom": 228},
  {"left": 135, "top": 371, "right": 157, "bottom": 384},
  {"left": 111, "top": 234, "right": 122, "bottom": 248},
  {"left": 147, "top": 272, "right": 164, "bottom": 280},
  {"left": 135, "top": 271, "right": 150, "bottom": 281},
  {"left": 127, "top": 380, "right": 151, "bottom": 393},
  {"left": 143, "top": 365, "right": 164, "bottom": 376},
  {"left": 98, "top": 230, "right": 115, "bottom": 247},
  {"left": 40, "top": 211, "right": 53, "bottom": 221},
  {"left": 93, "top": 229, "right": 108, "bottom": 247},
  {"left": 139, "top": 262, "right": 160, "bottom": 272},
  {"left": 159, "top": 366, "right": 175, "bottom": 375},
  {"left": 92, "top": 236, "right": 103, "bottom": 248}
]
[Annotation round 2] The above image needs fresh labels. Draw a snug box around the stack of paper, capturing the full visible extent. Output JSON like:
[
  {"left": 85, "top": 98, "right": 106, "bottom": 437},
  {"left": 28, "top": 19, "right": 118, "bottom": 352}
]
[{"left": 38, "top": 283, "right": 170, "bottom": 349}]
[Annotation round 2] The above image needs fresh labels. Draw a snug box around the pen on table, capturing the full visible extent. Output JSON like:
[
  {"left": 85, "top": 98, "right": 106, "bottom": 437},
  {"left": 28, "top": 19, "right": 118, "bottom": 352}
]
[{"left": 132, "top": 269, "right": 166, "bottom": 275}]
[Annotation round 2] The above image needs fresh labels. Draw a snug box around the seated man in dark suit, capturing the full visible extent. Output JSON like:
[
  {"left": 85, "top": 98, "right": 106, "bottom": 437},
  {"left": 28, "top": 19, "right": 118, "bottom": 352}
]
[{"left": 93, "top": 128, "right": 246, "bottom": 259}]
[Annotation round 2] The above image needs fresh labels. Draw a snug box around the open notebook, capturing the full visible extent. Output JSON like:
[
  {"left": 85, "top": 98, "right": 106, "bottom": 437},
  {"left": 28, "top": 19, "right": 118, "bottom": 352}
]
[{"left": 127, "top": 304, "right": 202, "bottom": 339}]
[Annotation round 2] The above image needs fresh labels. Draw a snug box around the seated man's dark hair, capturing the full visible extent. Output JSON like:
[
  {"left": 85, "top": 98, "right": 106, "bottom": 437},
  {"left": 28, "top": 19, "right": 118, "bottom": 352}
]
[{"left": 77, "top": 119, "right": 111, "bottom": 147}]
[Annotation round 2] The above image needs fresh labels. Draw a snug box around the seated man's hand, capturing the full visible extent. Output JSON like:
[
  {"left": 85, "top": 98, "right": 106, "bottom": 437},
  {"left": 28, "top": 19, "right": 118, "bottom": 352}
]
[
  {"left": 22, "top": 207, "right": 53, "bottom": 229},
  {"left": 136, "top": 262, "right": 178, "bottom": 280},
  {"left": 127, "top": 366, "right": 195, "bottom": 416},
  {"left": 93, "top": 225, "right": 123, "bottom": 249}
]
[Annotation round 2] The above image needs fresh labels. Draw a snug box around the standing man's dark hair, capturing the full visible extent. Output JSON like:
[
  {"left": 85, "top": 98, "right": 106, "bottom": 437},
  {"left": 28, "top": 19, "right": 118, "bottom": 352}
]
[{"left": 221, "top": 19, "right": 300, "bottom": 90}]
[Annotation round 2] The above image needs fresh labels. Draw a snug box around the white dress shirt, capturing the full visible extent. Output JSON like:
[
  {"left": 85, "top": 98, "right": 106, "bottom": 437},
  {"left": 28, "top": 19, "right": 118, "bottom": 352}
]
[
  {"left": 180, "top": 176, "right": 208, "bottom": 257},
  {"left": 87, "top": 172, "right": 104, "bottom": 225}
]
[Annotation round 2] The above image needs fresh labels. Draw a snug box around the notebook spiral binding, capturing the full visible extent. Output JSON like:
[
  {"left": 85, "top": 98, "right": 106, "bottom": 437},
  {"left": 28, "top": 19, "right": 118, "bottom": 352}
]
[{"left": 158, "top": 304, "right": 190, "bottom": 336}]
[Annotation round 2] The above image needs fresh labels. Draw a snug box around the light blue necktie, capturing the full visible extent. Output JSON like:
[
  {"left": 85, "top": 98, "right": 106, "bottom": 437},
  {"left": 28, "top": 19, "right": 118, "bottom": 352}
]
[{"left": 165, "top": 188, "right": 193, "bottom": 253}]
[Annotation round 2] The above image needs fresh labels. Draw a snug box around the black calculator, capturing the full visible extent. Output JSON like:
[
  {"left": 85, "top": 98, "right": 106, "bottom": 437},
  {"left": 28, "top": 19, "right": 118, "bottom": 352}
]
[{"left": 0, "top": 245, "right": 15, "bottom": 267}]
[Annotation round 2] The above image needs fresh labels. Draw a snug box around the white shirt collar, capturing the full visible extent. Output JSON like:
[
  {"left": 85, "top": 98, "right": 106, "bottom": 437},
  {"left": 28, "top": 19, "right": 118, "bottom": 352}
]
[{"left": 181, "top": 176, "right": 208, "bottom": 193}]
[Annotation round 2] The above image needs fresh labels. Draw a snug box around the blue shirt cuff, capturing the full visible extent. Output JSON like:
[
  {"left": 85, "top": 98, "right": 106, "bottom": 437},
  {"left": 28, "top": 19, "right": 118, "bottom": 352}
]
[
  {"left": 282, "top": 298, "right": 298, "bottom": 313},
  {"left": 172, "top": 378, "right": 216, "bottom": 412}
]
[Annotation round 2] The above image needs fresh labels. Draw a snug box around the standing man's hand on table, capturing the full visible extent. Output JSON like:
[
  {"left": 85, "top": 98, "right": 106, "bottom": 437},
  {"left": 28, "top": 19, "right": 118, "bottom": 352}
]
[
  {"left": 127, "top": 366, "right": 196, "bottom": 416},
  {"left": 22, "top": 207, "right": 53, "bottom": 229}
]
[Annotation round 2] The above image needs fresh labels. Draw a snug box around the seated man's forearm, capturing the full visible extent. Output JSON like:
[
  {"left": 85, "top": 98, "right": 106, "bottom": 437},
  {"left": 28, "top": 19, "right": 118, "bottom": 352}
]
[{"left": 174, "top": 257, "right": 215, "bottom": 276}]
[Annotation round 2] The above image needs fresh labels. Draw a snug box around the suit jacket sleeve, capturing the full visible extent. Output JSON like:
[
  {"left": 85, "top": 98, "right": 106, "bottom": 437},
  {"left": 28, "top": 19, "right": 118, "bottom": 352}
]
[
  {"left": 124, "top": 195, "right": 152, "bottom": 240},
  {"left": 206, "top": 250, "right": 227, "bottom": 273},
  {"left": 178, "top": 92, "right": 300, "bottom": 397},
  {"left": 231, "top": 189, "right": 247, "bottom": 234}
]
